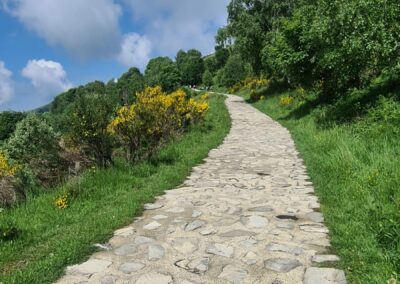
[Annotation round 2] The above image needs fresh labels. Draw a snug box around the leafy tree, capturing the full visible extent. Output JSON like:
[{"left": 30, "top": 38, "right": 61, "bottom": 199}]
[
  {"left": 218, "top": 54, "right": 248, "bottom": 87},
  {"left": 145, "top": 57, "right": 181, "bottom": 92},
  {"left": 263, "top": 0, "right": 400, "bottom": 98},
  {"left": 176, "top": 49, "right": 205, "bottom": 86},
  {"left": 202, "top": 70, "right": 213, "bottom": 88},
  {"left": 66, "top": 94, "right": 114, "bottom": 167},
  {"left": 226, "top": 0, "right": 297, "bottom": 75},
  {"left": 0, "top": 111, "right": 26, "bottom": 141},
  {"left": 116, "top": 67, "right": 145, "bottom": 105},
  {"left": 214, "top": 45, "right": 230, "bottom": 70},
  {"left": 204, "top": 55, "right": 219, "bottom": 75}
]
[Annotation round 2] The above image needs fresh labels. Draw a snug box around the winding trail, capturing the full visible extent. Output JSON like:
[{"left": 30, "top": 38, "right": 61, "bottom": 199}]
[{"left": 57, "top": 95, "right": 346, "bottom": 284}]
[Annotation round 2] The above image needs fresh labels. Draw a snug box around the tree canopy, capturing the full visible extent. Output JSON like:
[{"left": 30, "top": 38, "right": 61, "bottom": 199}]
[
  {"left": 176, "top": 49, "right": 204, "bottom": 86},
  {"left": 144, "top": 57, "right": 181, "bottom": 92}
]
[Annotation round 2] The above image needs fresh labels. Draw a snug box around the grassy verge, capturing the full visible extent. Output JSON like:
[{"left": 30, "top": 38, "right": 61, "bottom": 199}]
[
  {"left": 238, "top": 89, "right": 399, "bottom": 283},
  {"left": 0, "top": 94, "right": 230, "bottom": 284}
]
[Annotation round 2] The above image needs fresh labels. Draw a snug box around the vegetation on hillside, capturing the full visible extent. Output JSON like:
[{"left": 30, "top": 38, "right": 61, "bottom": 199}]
[
  {"left": 0, "top": 94, "right": 230, "bottom": 283},
  {"left": 1, "top": 0, "right": 399, "bottom": 282}
]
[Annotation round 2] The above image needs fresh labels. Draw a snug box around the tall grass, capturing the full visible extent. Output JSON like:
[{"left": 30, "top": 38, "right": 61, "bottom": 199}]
[
  {"left": 0, "top": 94, "right": 230, "bottom": 284},
  {"left": 240, "top": 89, "right": 400, "bottom": 283}
]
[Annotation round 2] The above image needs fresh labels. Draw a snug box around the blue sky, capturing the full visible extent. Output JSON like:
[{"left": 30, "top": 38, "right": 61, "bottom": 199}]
[{"left": 0, "top": 0, "right": 228, "bottom": 111}]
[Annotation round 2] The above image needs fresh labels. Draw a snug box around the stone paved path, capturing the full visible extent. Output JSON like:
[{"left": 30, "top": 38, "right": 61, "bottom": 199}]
[{"left": 57, "top": 95, "right": 346, "bottom": 284}]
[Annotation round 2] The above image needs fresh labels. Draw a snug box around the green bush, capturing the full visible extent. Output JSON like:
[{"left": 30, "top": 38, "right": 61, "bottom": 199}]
[
  {"left": 4, "top": 113, "right": 61, "bottom": 186},
  {"left": 65, "top": 93, "right": 114, "bottom": 167}
]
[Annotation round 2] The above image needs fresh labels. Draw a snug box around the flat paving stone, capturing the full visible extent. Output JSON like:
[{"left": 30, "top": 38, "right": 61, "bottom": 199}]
[
  {"left": 114, "top": 244, "right": 137, "bottom": 256},
  {"left": 185, "top": 220, "right": 206, "bottom": 231},
  {"left": 119, "top": 262, "right": 145, "bottom": 274},
  {"left": 220, "top": 230, "right": 256, "bottom": 238},
  {"left": 135, "top": 272, "right": 173, "bottom": 284},
  {"left": 312, "top": 254, "right": 340, "bottom": 263},
  {"left": 57, "top": 95, "right": 345, "bottom": 284},
  {"left": 264, "top": 258, "right": 302, "bottom": 272},
  {"left": 218, "top": 265, "right": 248, "bottom": 284},
  {"left": 67, "top": 259, "right": 112, "bottom": 275},
  {"left": 304, "top": 267, "right": 346, "bottom": 284},
  {"left": 206, "top": 243, "right": 234, "bottom": 258}
]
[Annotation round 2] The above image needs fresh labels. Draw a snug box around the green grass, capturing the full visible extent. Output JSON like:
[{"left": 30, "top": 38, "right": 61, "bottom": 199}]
[
  {"left": 238, "top": 89, "right": 400, "bottom": 283},
  {"left": 0, "top": 94, "right": 231, "bottom": 284}
]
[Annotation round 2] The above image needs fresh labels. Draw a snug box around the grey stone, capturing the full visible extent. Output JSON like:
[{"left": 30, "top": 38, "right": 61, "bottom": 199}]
[
  {"left": 144, "top": 203, "right": 163, "bottom": 210},
  {"left": 166, "top": 207, "right": 185, "bottom": 213},
  {"left": 67, "top": 259, "right": 112, "bottom": 275},
  {"left": 114, "top": 244, "right": 137, "bottom": 256},
  {"left": 176, "top": 257, "right": 210, "bottom": 274},
  {"left": 241, "top": 251, "right": 257, "bottom": 265},
  {"left": 304, "top": 268, "right": 346, "bottom": 284},
  {"left": 245, "top": 215, "right": 269, "bottom": 228},
  {"left": 187, "top": 257, "right": 210, "bottom": 273},
  {"left": 276, "top": 223, "right": 295, "bottom": 230},
  {"left": 119, "top": 262, "right": 145, "bottom": 274},
  {"left": 200, "top": 228, "right": 216, "bottom": 236},
  {"left": 218, "top": 265, "right": 248, "bottom": 284},
  {"left": 185, "top": 220, "right": 206, "bottom": 231},
  {"left": 152, "top": 214, "right": 168, "bottom": 220},
  {"left": 306, "top": 212, "right": 324, "bottom": 223},
  {"left": 192, "top": 210, "right": 202, "bottom": 218},
  {"left": 135, "top": 236, "right": 156, "bottom": 245},
  {"left": 143, "top": 221, "right": 162, "bottom": 230},
  {"left": 266, "top": 242, "right": 304, "bottom": 255},
  {"left": 207, "top": 243, "right": 234, "bottom": 258},
  {"left": 148, "top": 244, "right": 165, "bottom": 260},
  {"left": 172, "top": 238, "right": 198, "bottom": 254},
  {"left": 248, "top": 206, "right": 274, "bottom": 212},
  {"left": 135, "top": 273, "right": 173, "bottom": 284},
  {"left": 100, "top": 275, "right": 118, "bottom": 284},
  {"left": 220, "top": 230, "right": 256, "bottom": 238},
  {"left": 264, "top": 258, "right": 302, "bottom": 272},
  {"left": 300, "top": 224, "right": 328, "bottom": 233},
  {"left": 312, "top": 255, "right": 340, "bottom": 263}
]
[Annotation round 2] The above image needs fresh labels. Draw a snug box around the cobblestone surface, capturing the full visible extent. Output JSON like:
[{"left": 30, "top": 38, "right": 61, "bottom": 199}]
[{"left": 57, "top": 95, "right": 345, "bottom": 284}]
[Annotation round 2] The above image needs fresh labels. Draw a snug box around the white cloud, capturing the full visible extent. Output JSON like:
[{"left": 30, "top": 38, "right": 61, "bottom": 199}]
[
  {"left": 21, "top": 59, "right": 72, "bottom": 97},
  {"left": 117, "top": 33, "right": 151, "bottom": 70},
  {"left": 2, "top": 0, "right": 122, "bottom": 58},
  {"left": 123, "top": 0, "right": 229, "bottom": 57},
  {"left": 0, "top": 61, "right": 15, "bottom": 105}
]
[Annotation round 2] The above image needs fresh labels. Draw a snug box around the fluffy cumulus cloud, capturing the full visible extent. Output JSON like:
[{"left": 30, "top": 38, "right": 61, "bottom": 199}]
[
  {"left": 2, "top": 0, "right": 122, "bottom": 58},
  {"left": 117, "top": 33, "right": 151, "bottom": 69},
  {"left": 123, "top": 0, "right": 229, "bottom": 57},
  {"left": 21, "top": 59, "right": 72, "bottom": 97},
  {"left": 0, "top": 61, "right": 15, "bottom": 105}
]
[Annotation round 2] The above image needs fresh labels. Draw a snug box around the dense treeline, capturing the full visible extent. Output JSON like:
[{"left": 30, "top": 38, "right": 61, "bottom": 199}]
[{"left": 218, "top": 0, "right": 400, "bottom": 99}]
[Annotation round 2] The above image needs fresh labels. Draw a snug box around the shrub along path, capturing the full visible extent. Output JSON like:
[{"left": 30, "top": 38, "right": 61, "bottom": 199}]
[{"left": 57, "top": 95, "right": 345, "bottom": 284}]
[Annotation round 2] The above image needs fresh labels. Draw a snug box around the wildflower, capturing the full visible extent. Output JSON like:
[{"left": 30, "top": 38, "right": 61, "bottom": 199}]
[
  {"left": 279, "top": 95, "right": 294, "bottom": 107},
  {"left": 55, "top": 194, "right": 68, "bottom": 209}
]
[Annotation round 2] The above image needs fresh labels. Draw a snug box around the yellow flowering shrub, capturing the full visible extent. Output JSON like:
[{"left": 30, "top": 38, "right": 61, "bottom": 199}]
[
  {"left": 229, "top": 77, "right": 269, "bottom": 93},
  {"left": 108, "top": 87, "right": 208, "bottom": 162},
  {"left": 0, "top": 151, "right": 18, "bottom": 179},
  {"left": 279, "top": 95, "right": 294, "bottom": 107}
]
